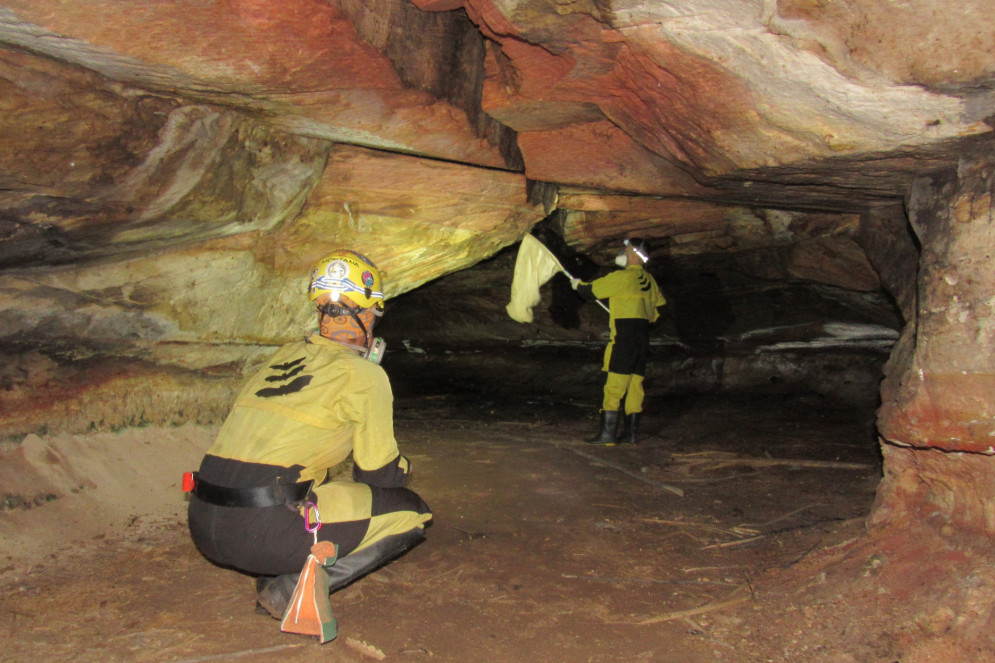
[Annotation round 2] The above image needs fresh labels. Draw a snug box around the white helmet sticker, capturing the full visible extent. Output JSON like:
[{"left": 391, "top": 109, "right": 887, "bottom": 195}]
[{"left": 325, "top": 260, "right": 349, "bottom": 280}]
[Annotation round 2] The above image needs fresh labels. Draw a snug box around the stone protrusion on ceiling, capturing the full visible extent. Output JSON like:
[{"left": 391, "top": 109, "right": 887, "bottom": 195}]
[
  {"left": 0, "top": 142, "right": 544, "bottom": 366},
  {"left": 336, "top": 0, "right": 524, "bottom": 169},
  {"left": 0, "top": 45, "right": 330, "bottom": 270},
  {"left": 441, "top": 0, "right": 992, "bottom": 194},
  {"left": 281, "top": 143, "right": 545, "bottom": 298},
  {"left": 515, "top": 121, "right": 718, "bottom": 196},
  {"left": 0, "top": 0, "right": 510, "bottom": 169}
]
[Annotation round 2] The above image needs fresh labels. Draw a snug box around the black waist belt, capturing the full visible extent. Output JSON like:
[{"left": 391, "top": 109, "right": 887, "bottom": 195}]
[{"left": 191, "top": 473, "right": 313, "bottom": 508}]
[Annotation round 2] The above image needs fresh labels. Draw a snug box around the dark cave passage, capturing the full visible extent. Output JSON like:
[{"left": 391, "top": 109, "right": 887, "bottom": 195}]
[{"left": 378, "top": 243, "right": 896, "bottom": 472}]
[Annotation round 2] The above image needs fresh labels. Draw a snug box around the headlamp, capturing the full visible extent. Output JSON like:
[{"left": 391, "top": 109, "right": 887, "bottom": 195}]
[{"left": 623, "top": 238, "right": 649, "bottom": 263}]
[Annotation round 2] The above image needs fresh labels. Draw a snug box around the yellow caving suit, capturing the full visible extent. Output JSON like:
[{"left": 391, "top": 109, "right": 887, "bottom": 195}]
[
  {"left": 188, "top": 334, "right": 432, "bottom": 577},
  {"left": 577, "top": 265, "right": 666, "bottom": 414}
]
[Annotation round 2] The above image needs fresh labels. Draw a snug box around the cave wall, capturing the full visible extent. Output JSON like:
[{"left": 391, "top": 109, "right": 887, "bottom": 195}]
[{"left": 873, "top": 142, "right": 995, "bottom": 535}]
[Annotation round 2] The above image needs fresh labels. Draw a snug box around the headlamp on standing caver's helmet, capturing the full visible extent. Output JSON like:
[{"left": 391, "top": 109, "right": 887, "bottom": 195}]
[{"left": 623, "top": 237, "right": 651, "bottom": 263}]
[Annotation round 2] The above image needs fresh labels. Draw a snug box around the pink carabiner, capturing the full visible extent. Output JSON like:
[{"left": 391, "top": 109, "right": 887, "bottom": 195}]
[{"left": 304, "top": 501, "right": 322, "bottom": 533}]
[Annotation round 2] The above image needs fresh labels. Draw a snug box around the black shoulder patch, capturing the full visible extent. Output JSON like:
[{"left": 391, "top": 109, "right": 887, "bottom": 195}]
[
  {"left": 265, "top": 364, "right": 305, "bottom": 382},
  {"left": 255, "top": 375, "right": 313, "bottom": 398},
  {"left": 271, "top": 356, "right": 305, "bottom": 371}
]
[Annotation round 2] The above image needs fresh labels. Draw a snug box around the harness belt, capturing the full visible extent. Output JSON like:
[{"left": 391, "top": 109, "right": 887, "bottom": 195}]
[{"left": 188, "top": 473, "right": 313, "bottom": 508}]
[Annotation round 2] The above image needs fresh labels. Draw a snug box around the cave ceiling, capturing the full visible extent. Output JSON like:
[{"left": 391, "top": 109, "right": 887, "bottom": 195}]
[{"left": 0, "top": 0, "right": 993, "bottom": 356}]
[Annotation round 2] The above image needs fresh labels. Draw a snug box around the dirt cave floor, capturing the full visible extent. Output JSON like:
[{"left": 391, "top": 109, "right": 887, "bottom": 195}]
[{"left": 2, "top": 377, "right": 994, "bottom": 662}]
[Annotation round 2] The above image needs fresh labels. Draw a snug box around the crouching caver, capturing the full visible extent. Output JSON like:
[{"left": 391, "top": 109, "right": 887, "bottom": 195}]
[{"left": 187, "top": 250, "right": 432, "bottom": 619}]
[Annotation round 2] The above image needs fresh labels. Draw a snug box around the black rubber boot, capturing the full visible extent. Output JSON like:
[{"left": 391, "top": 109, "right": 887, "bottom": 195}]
[
  {"left": 256, "top": 573, "right": 299, "bottom": 619},
  {"left": 254, "top": 528, "right": 425, "bottom": 620},
  {"left": 324, "top": 528, "right": 426, "bottom": 594},
  {"left": 619, "top": 412, "right": 641, "bottom": 445},
  {"left": 586, "top": 410, "right": 619, "bottom": 445}
]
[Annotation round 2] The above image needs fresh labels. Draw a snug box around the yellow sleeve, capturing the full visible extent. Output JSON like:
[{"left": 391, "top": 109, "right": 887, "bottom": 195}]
[
  {"left": 589, "top": 270, "right": 626, "bottom": 300},
  {"left": 340, "top": 361, "right": 410, "bottom": 487}
]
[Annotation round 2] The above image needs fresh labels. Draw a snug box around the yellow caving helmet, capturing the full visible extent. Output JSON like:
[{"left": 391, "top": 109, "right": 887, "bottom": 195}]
[{"left": 308, "top": 250, "right": 384, "bottom": 310}]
